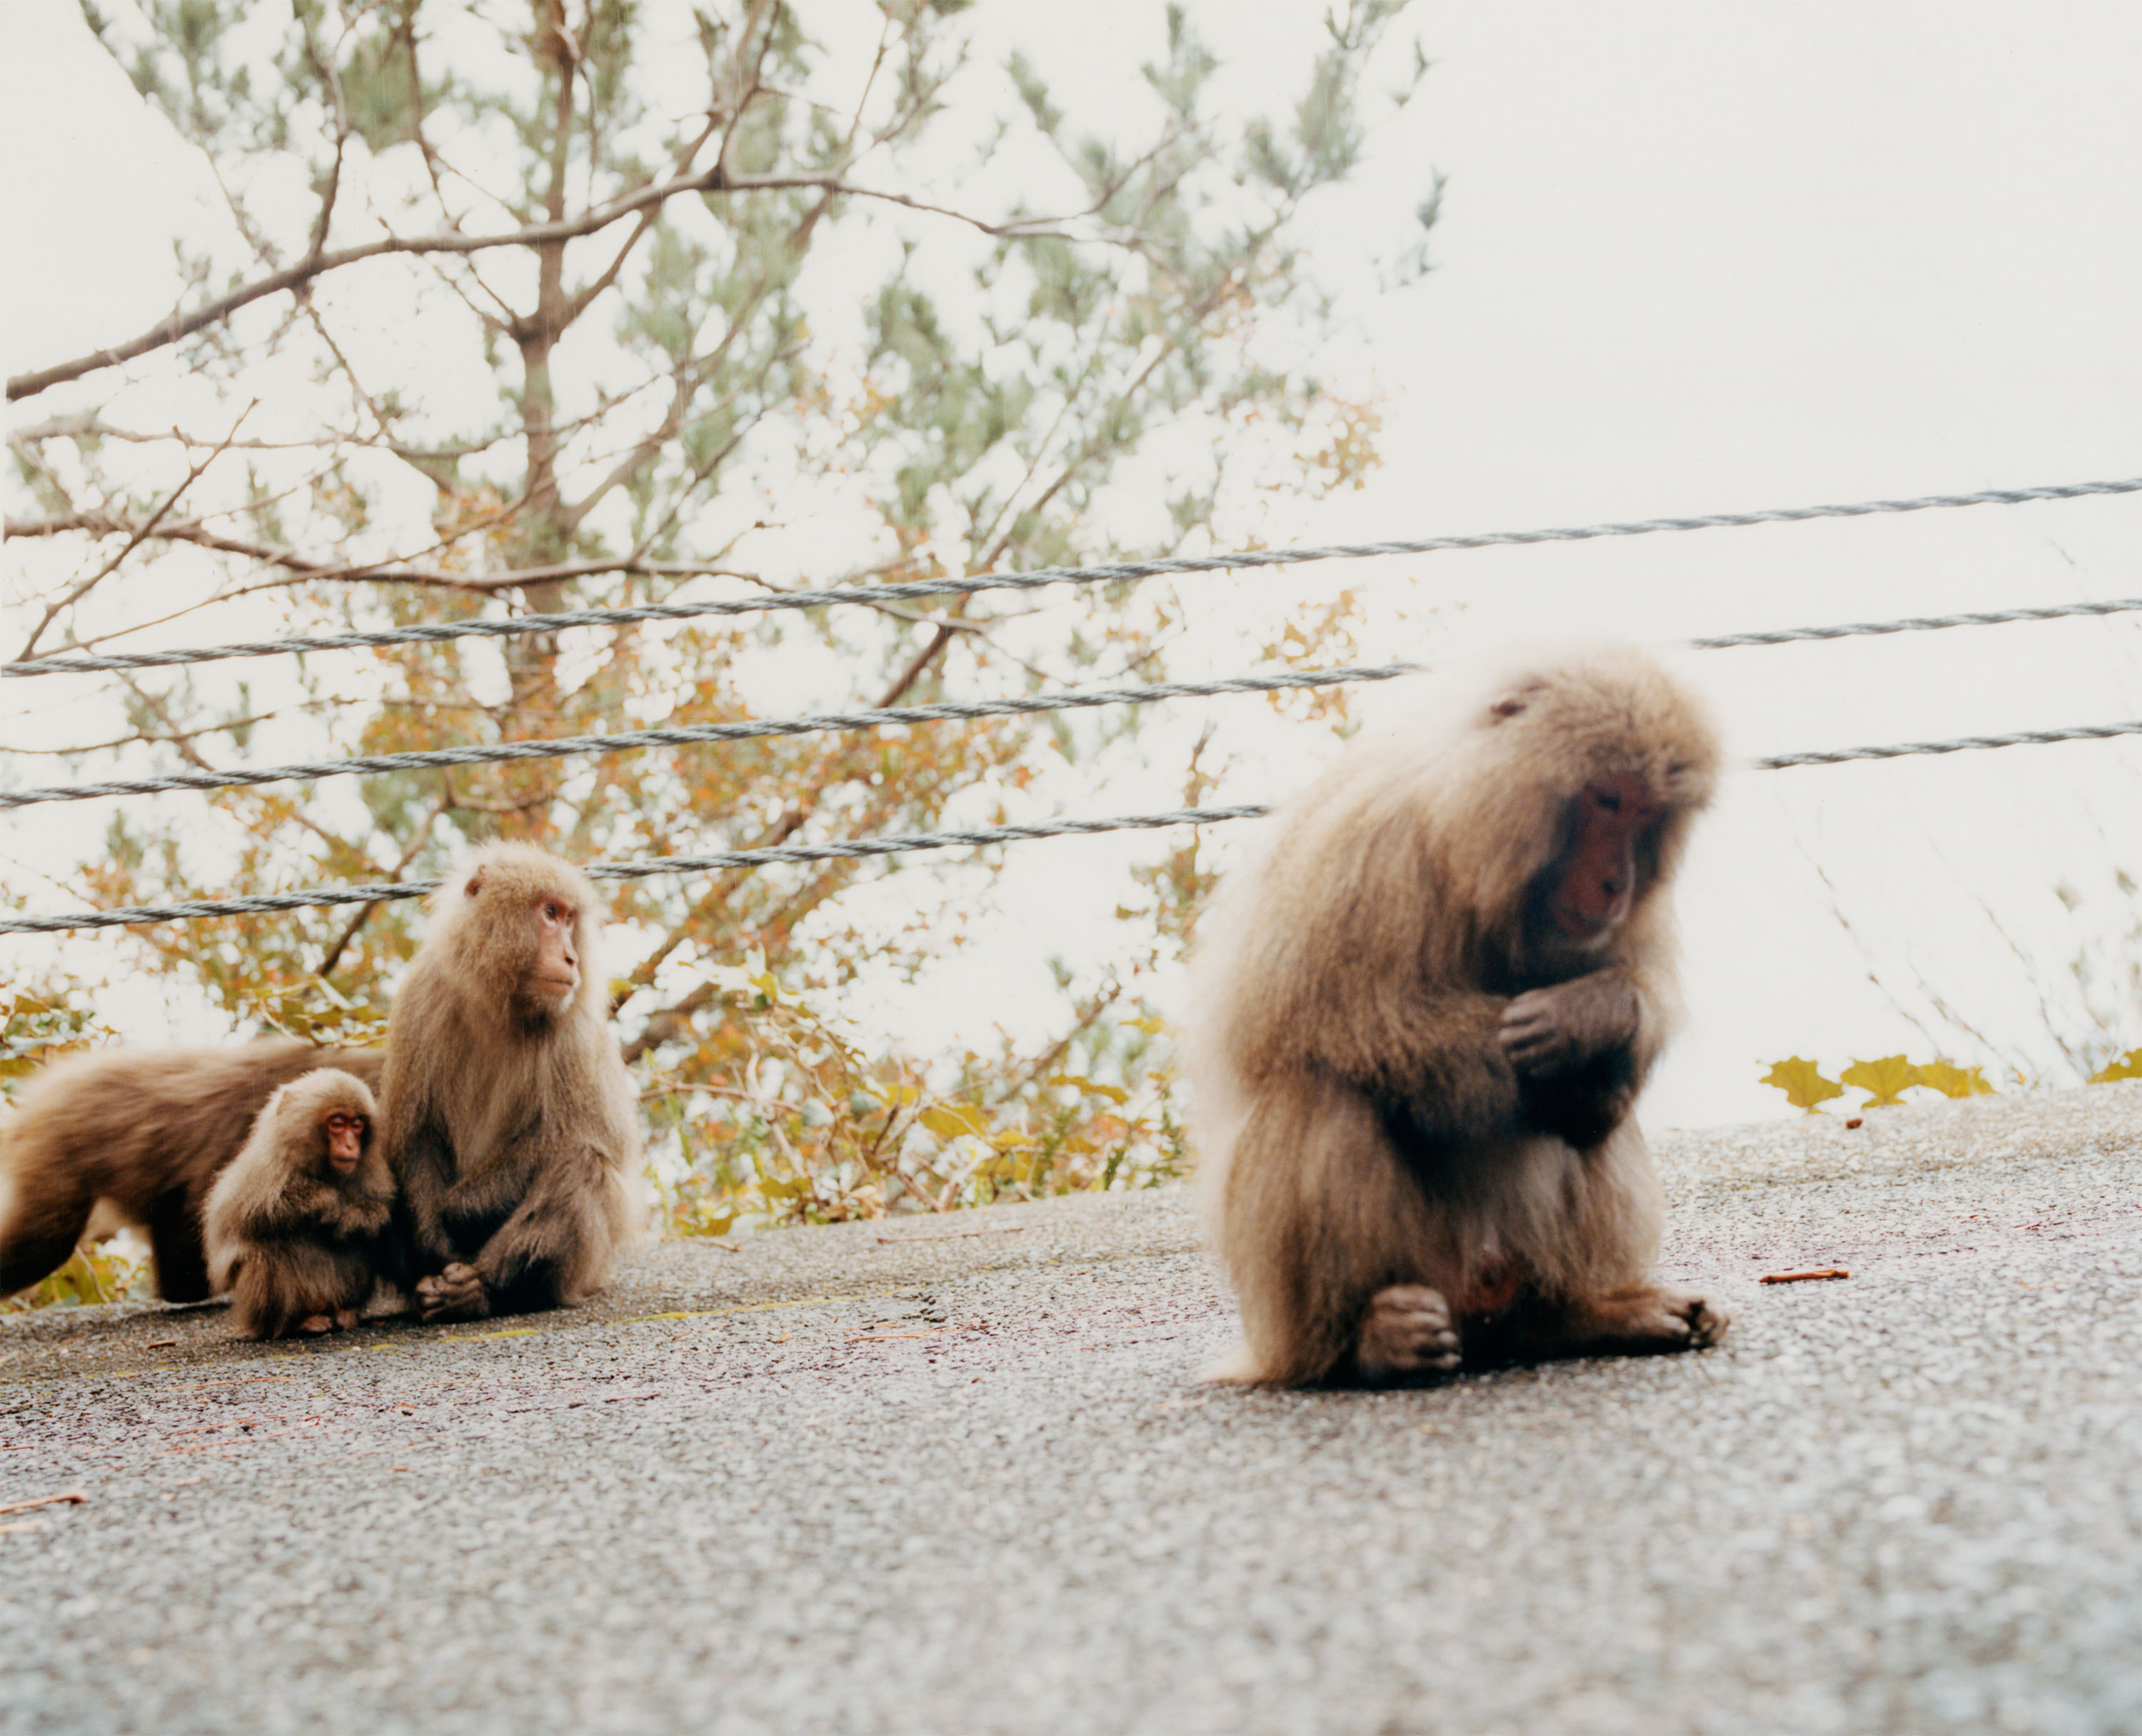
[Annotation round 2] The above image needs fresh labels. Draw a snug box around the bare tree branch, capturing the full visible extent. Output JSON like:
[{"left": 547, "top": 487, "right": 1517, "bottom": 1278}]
[
  {"left": 11, "top": 407, "right": 253, "bottom": 661},
  {"left": 10, "top": 161, "right": 1132, "bottom": 401},
  {"left": 316, "top": 793, "right": 448, "bottom": 980}
]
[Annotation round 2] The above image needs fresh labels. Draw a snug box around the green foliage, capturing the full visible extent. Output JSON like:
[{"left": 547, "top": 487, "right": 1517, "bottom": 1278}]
[
  {"left": 238, "top": 975, "right": 391, "bottom": 1050},
  {"left": 645, "top": 960, "right": 1185, "bottom": 1235},
  {"left": 0, "top": 990, "right": 116, "bottom": 1102},
  {"left": 0, "top": 1240, "right": 156, "bottom": 1314},
  {"left": 331, "top": 7, "right": 425, "bottom": 154}
]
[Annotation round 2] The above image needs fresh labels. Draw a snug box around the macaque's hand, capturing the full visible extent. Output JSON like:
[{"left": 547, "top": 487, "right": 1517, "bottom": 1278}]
[
  {"left": 1499, "top": 970, "right": 1639, "bottom": 1077},
  {"left": 416, "top": 1261, "right": 491, "bottom": 1323}
]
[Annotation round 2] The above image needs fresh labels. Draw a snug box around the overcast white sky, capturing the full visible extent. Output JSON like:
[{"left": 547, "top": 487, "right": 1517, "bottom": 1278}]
[{"left": 5, "top": 1, "right": 2141, "bottom": 1125}]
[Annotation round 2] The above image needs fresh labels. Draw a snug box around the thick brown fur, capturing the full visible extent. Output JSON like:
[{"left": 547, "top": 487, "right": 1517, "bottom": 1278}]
[
  {"left": 379, "top": 842, "right": 642, "bottom": 1322},
  {"left": 203, "top": 1069, "right": 393, "bottom": 1339},
  {"left": 0, "top": 1040, "right": 386, "bottom": 1303},
  {"left": 1190, "top": 643, "right": 1726, "bottom": 1386}
]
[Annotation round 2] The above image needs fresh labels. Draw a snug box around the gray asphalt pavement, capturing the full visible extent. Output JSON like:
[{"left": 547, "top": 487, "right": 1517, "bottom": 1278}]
[{"left": 4, "top": 1083, "right": 2141, "bottom": 1735}]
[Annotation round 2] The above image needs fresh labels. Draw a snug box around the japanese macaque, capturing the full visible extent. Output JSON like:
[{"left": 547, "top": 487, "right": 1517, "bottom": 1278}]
[
  {"left": 203, "top": 1069, "right": 392, "bottom": 1338},
  {"left": 379, "top": 843, "right": 642, "bottom": 1323},
  {"left": 0, "top": 1041, "right": 386, "bottom": 1303},
  {"left": 1190, "top": 643, "right": 1726, "bottom": 1386}
]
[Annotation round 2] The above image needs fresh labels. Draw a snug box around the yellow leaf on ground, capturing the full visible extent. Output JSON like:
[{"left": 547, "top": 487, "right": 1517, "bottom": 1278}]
[
  {"left": 2090, "top": 1048, "right": 2142, "bottom": 1084},
  {"left": 1915, "top": 1059, "right": 1997, "bottom": 1098},
  {"left": 1759, "top": 1057, "right": 1844, "bottom": 1114},
  {"left": 1841, "top": 1055, "right": 1919, "bottom": 1107}
]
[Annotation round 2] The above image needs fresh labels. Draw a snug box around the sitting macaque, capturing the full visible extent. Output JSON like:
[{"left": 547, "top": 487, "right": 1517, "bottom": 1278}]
[
  {"left": 1190, "top": 642, "right": 1729, "bottom": 1385},
  {"left": 203, "top": 1069, "right": 393, "bottom": 1338},
  {"left": 379, "top": 843, "right": 643, "bottom": 1323}
]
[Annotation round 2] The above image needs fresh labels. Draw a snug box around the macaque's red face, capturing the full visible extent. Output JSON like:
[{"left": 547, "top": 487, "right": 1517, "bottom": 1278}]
[
  {"left": 527, "top": 895, "right": 580, "bottom": 1001},
  {"left": 1542, "top": 776, "right": 1659, "bottom": 944},
  {"left": 323, "top": 1113, "right": 367, "bottom": 1176}
]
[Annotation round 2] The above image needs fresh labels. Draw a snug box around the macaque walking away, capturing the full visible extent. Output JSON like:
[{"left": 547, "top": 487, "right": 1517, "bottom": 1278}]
[
  {"left": 380, "top": 843, "right": 642, "bottom": 1323},
  {"left": 1190, "top": 643, "right": 1727, "bottom": 1385},
  {"left": 203, "top": 1069, "right": 392, "bottom": 1338},
  {"left": 1, "top": 1041, "right": 386, "bottom": 1303}
]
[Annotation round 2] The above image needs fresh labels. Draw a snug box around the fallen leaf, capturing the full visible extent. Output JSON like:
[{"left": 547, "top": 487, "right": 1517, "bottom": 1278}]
[
  {"left": 1841, "top": 1055, "right": 1918, "bottom": 1107},
  {"left": 2089, "top": 1047, "right": 2142, "bottom": 1083},
  {"left": 1759, "top": 1058, "right": 1844, "bottom": 1113},
  {"left": 1916, "top": 1059, "right": 1997, "bottom": 1098}
]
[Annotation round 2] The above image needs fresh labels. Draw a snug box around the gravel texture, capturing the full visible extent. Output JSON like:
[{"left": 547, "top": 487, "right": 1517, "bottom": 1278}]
[{"left": 4, "top": 1083, "right": 2140, "bottom": 1735}]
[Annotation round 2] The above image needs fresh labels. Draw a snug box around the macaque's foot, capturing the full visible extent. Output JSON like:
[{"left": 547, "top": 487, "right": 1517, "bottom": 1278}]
[
  {"left": 293, "top": 1313, "right": 336, "bottom": 1336},
  {"left": 416, "top": 1262, "right": 491, "bottom": 1323},
  {"left": 1354, "top": 1285, "right": 1462, "bottom": 1383},
  {"left": 1584, "top": 1286, "right": 1728, "bottom": 1353},
  {"left": 333, "top": 1308, "right": 361, "bottom": 1331}
]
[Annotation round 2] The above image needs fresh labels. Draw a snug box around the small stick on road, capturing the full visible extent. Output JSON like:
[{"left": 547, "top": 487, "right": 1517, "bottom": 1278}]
[
  {"left": 1758, "top": 1267, "right": 1851, "bottom": 1284},
  {"left": 874, "top": 1226, "right": 1027, "bottom": 1244},
  {"left": 0, "top": 1490, "right": 89, "bottom": 1516}
]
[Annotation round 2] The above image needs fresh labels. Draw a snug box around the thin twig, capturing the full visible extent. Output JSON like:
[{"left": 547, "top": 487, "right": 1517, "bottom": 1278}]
[{"left": 0, "top": 1490, "right": 89, "bottom": 1515}]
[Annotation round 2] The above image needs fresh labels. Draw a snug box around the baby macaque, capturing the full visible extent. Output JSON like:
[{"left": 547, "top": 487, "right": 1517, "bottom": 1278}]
[{"left": 203, "top": 1068, "right": 393, "bottom": 1339}]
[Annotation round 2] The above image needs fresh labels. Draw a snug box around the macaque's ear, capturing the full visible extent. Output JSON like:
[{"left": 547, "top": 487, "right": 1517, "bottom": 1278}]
[{"left": 464, "top": 869, "right": 486, "bottom": 898}]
